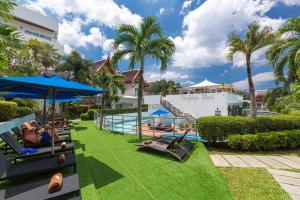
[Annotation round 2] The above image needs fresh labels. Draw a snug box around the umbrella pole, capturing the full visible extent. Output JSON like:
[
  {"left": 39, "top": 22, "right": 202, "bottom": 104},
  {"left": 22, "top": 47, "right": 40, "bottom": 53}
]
[
  {"left": 51, "top": 89, "right": 56, "bottom": 156},
  {"left": 43, "top": 98, "right": 46, "bottom": 123}
]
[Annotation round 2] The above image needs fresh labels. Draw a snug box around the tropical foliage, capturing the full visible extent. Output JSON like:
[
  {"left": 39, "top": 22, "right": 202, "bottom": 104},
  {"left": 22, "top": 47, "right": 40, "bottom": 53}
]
[
  {"left": 111, "top": 16, "right": 175, "bottom": 139},
  {"left": 227, "top": 22, "right": 274, "bottom": 119},
  {"left": 0, "top": 0, "right": 21, "bottom": 70},
  {"left": 149, "top": 79, "right": 181, "bottom": 95},
  {"left": 91, "top": 70, "right": 125, "bottom": 109},
  {"left": 1, "top": 39, "right": 60, "bottom": 76},
  {"left": 266, "top": 17, "right": 300, "bottom": 83},
  {"left": 58, "top": 50, "right": 91, "bottom": 83}
]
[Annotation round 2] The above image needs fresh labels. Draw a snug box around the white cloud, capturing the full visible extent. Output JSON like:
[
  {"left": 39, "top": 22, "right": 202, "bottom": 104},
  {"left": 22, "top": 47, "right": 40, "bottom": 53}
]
[
  {"left": 159, "top": 8, "right": 166, "bottom": 15},
  {"left": 279, "top": 0, "right": 300, "bottom": 6},
  {"left": 232, "top": 71, "right": 275, "bottom": 90},
  {"left": 180, "top": 0, "right": 195, "bottom": 15},
  {"left": 25, "top": 0, "right": 142, "bottom": 55},
  {"left": 172, "top": 0, "right": 286, "bottom": 69},
  {"left": 58, "top": 18, "right": 106, "bottom": 53},
  {"left": 25, "top": 0, "right": 142, "bottom": 27},
  {"left": 145, "top": 71, "right": 189, "bottom": 82}
]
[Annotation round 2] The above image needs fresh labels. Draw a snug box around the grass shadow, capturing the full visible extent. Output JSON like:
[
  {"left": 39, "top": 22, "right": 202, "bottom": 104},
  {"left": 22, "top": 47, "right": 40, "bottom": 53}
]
[
  {"left": 76, "top": 153, "right": 124, "bottom": 189},
  {"left": 73, "top": 139, "right": 86, "bottom": 151},
  {"left": 73, "top": 126, "right": 88, "bottom": 132}
]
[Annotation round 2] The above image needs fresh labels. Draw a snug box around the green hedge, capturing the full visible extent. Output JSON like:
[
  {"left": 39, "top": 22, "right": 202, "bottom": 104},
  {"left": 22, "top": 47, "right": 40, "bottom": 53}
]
[
  {"left": 197, "top": 116, "right": 254, "bottom": 143},
  {"left": 197, "top": 115, "right": 300, "bottom": 143},
  {"left": 0, "top": 101, "right": 18, "bottom": 122},
  {"left": 228, "top": 130, "right": 300, "bottom": 150},
  {"left": 80, "top": 113, "right": 89, "bottom": 121},
  {"left": 12, "top": 99, "right": 38, "bottom": 109},
  {"left": 16, "top": 107, "right": 32, "bottom": 118}
]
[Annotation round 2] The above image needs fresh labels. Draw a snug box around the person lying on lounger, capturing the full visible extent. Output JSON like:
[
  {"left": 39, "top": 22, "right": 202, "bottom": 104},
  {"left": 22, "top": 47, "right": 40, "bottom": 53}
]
[{"left": 21, "top": 123, "right": 60, "bottom": 145}]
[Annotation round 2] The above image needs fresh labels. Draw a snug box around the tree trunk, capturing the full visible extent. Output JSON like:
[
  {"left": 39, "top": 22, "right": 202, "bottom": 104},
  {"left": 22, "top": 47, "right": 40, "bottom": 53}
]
[
  {"left": 246, "top": 54, "right": 257, "bottom": 119},
  {"left": 137, "top": 58, "right": 144, "bottom": 140},
  {"left": 100, "top": 94, "right": 105, "bottom": 130}
]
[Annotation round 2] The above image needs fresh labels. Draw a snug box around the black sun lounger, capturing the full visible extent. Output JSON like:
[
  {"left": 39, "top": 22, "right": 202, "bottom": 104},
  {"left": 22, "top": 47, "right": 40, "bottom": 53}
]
[
  {"left": 152, "top": 129, "right": 194, "bottom": 152},
  {"left": 0, "top": 150, "right": 76, "bottom": 181},
  {"left": 0, "top": 173, "right": 81, "bottom": 200},
  {"left": 0, "top": 132, "right": 74, "bottom": 159},
  {"left": 138, "top": 133, "right": 194, "bottom": 162},
  {"left": 11, "top": 127, "right": 71, "bottom": 146}
]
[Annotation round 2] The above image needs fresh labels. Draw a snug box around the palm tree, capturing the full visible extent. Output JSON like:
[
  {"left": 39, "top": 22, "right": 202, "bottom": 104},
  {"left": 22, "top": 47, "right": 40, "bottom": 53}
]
[
  {"left": 266, "top": 17, "right": 300, "bottom": 83},
  {"left": 91, "top": 70, "right": 125, "bottom": 129},
  {"left": 58, "top": 50, "right": 91, "bottom": 83},
  {"left": 227, "top": 22, "right": 274, "bottom": 119},
  {"left": 0, "top": 0, "right": 21, "bottom": 69},
  {"left": 111, "top": 16, "right": 175, "bottom": 139},
  {"left": 26, "top": 39, "right": 60, "bottom": 73}
]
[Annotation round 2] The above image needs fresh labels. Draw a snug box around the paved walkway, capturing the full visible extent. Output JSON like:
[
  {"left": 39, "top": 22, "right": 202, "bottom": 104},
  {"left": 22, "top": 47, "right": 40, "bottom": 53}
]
[
  {"left": 268, "top": 169, "right": 300, "bottom": 200},
  {"left": 210, "top": 155, "right": 300, "bottom": 169}
]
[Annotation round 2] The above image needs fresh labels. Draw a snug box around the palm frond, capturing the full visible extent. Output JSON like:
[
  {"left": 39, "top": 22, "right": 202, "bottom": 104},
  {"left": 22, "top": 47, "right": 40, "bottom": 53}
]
[
  {"left": 0, "top": 26, "right": 21, "bottom": 48},
  {"left": 0, "top": 0, "right": 16, "bottom": 22},
  {"left": 226, "top": 33, "right": 245, "bottom": 62}
]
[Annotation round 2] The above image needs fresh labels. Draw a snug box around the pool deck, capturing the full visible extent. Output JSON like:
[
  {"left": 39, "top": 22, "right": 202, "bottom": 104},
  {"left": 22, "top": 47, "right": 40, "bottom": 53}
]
[{"left": 139, "top": 123, "right": 197, "bottom": 137}]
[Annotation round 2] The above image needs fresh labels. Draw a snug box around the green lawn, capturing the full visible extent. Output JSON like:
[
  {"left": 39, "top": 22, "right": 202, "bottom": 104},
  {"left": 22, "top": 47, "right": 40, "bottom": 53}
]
[
  {"left": 219, "top": 168, "right": 290, "bottom": 200},
  {"left": 72, "top": 121, "right": 232, "bottom": 200}
]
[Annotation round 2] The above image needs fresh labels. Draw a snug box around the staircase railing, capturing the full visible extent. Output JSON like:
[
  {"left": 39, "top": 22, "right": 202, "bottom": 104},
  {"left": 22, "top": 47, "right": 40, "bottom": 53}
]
[{"left": 161, "top": 98, "right": 196, "bottom": 126}]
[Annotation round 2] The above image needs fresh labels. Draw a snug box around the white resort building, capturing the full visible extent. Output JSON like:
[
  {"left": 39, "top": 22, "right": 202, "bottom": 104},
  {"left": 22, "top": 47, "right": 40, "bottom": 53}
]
[
  {"left": 3, "top": 5, "right": 64, "bottom": 55},
  {"left": 145, "top": 79, "right": 244, "bottom": 119}
]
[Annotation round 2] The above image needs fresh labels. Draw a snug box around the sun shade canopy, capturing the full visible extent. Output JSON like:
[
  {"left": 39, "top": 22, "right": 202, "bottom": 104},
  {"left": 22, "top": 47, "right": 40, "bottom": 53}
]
[
  {"left": 0, "top": 74, "right": 104, "bottom": 98},
  {"left": 151, "top": 109, "right": 169, "bottom": 115},
  {"left": 0, "top": 92, "right": 81, "bottom": 103}
]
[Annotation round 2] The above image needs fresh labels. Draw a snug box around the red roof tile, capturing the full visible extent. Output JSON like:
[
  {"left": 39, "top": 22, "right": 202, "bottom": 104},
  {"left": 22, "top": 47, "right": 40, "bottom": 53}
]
[{"left": 120, "top": 70, "right": 140, "bottom": 83}]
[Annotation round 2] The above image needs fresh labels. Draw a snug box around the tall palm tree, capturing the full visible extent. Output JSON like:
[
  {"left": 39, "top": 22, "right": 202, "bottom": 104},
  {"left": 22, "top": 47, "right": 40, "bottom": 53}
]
[
  {"left": 227, "top": 22, "right": 274, "bottom": 119},
  {"left": 111, "top": 16, "right": 175, "bottom": 139},
  {"left": 266, "top": 17, "right": 300, "bottom": 83},
  {"left": 58, "top": 50, "right": 91, "bottom": 83},
  {"left": 26, "top": 39, "right": 60, "bottom": 73},
  {"left": 92, "top": 70, "right": 125, "bottom": 129},
  {"left": 0, "top": 0, "right": 21, "bottom": 69}
]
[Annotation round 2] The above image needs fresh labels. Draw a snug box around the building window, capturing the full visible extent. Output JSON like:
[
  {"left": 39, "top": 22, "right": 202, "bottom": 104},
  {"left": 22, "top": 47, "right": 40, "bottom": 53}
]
[{"left": 25, "top": 30, "right": 52, "bottom": 41}]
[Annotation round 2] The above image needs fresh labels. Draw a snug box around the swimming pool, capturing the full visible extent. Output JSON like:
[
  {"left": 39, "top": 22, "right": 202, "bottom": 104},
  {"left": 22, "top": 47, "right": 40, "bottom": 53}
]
[
  {"left": 160, "top": 133, "right": 204, "bottom": 142},
  {"left": 100, "top": 108, "right": 183, "bottom": 134}
]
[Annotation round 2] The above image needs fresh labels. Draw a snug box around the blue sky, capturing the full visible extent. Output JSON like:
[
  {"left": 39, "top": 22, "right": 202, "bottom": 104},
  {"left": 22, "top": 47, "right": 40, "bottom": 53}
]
[{"left": 19, "top": 0, "right": 300, "bottom": 90}]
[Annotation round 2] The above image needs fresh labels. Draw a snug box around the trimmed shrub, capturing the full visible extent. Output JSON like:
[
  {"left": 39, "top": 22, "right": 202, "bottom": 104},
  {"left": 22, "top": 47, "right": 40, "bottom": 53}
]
[
  {"left": 80, "top": 113, "right": 89, "bottom": 121},
  {"left": 16, "top": 107, "right": 32, "bottom": 118},
  {"left": 12, "top": 99, "right": 38, "bottom": 109},
  {"left": 197, "top": 116, "right": 254, "bottom": 143},
  {"left": 197, "top": 115, "right": 300, "bottom": 142},
  {"left": 68, "top": 104, "right": 90, "bottom": 119},
  {"left": 228, "top": 130, "right": 300, "bottom": 150},
  {"left": 87, "top": 109, "right": 97, "bottom": 120},
  {"left": 0, "top": 101, "right": 18, "bottom": 122}
]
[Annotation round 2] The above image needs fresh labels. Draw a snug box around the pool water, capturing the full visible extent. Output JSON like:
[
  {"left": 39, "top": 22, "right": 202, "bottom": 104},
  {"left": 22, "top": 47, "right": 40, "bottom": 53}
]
[
  {"left": 101, "top": 108, "right": 183, "bottom": 134},
  {"left": 160, "top": 133, "right": 204, "bottom": 142}
]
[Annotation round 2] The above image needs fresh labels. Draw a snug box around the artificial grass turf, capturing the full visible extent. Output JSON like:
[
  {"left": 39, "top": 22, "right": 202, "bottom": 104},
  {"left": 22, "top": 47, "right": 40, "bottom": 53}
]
[
  {"left": 72, "top": 121, "right": 232, "bottom": 200},
  {"left": 219, "top": 168, "right": 290, "bottom": 200}
]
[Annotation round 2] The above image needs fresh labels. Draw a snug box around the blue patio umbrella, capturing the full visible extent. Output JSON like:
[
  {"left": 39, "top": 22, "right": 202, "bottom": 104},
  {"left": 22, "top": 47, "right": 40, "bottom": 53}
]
[
  {"left": 0, "top": 74, "right": 104, "bottom": 155},
  {"left": 151, "top": 109, "right": 169, "bottom": 116}
]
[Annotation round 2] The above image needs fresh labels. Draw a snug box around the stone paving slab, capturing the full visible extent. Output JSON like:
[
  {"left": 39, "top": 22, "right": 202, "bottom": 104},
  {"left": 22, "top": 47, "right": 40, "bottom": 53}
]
[
  {"left": 210, "top": 155, "right": 231, "bottom": 167},
  {"left": 210, "top": 154, "right": 300, "bottom": 170},
  {"left": 268, "top": 156, "right": 300, "bottom": 169},
  {"left": 254, "top": 156, "right": 291, "bottom": 169},
  {"left": 267, "top": 169, "right": 300, "bottom": 200},
  {"left": 237, "top": 155, "right": 269, "bottom": 168},
  {"left": 222, "top": 155, "right": 250, "bottom": 167}
]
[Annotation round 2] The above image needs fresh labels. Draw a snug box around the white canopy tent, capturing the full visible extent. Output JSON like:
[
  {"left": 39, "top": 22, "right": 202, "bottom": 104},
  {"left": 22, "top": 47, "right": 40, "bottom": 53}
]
[{"left": 188, "top": 79, "right": 220, "bottom": 88}]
